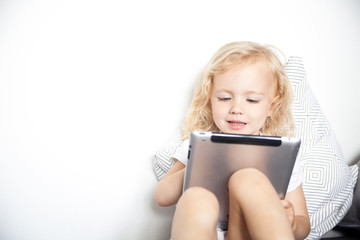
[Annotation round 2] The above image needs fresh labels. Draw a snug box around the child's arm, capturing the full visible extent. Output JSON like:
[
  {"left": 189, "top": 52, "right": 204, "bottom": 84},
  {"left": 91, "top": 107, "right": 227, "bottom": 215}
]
[
  {"left": 282, "top": 185, "right": 310, "bottom": 240},
  {"left": 154, "top": 160, "right": 185, "bottom": 207}
]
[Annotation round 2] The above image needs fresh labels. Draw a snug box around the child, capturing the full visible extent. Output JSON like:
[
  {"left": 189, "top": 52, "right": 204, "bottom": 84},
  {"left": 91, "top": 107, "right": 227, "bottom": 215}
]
[{"left": 155, "top": 41, "right": 310, "bottom": 240}]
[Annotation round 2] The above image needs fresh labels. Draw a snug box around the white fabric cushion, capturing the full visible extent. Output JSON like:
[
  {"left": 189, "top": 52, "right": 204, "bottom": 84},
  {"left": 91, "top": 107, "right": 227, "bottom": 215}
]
[
  {"left": 152, "top": 56, "right": 359, "bottom": 239},
  {"left": 153, "top": 140, "right": 182, "bottom": 180},
  {"left": 286, "top": 56, "right": 358, "bottom": 239}
]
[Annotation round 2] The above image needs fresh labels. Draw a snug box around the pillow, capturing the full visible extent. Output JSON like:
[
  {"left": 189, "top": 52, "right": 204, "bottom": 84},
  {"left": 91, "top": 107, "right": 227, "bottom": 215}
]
[
  {"left": 285, "top": 56, "right": 358, "bottom": 239},
  {"left": 338, "top": 161, "right": 360, "bottom": 228},
  {"left": 152, "top": 56, "right": 359, "bottom": 239},
  {"left": 153, "top": 140, "right": 182, "bottom": 180}
]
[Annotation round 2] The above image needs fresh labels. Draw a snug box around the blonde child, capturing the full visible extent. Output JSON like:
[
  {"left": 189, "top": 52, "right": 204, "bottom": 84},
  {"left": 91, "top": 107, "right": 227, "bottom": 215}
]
[{"left": 155, "top": 41, "right": 310, "bottom": 240}]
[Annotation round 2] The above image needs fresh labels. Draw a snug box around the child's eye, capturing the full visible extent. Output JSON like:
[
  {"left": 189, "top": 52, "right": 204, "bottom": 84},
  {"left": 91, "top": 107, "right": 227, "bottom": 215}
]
[
  {"left": 219, "top": 97, "right": 231, "bottom": 101},
  {"left": 247, "top": 99, "right": 259, "bottom": 103}
]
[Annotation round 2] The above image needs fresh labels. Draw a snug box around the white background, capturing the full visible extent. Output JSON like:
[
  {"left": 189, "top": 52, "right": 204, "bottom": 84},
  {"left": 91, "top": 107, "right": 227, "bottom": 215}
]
[{"left": 0, "top": 0, "right": 359, "bottom": 239}]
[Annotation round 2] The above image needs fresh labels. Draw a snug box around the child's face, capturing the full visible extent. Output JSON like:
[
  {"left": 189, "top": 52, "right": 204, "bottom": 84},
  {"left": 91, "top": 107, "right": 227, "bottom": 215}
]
[{"left": 211, "top": 61, "right": 276, "bottom": 135}]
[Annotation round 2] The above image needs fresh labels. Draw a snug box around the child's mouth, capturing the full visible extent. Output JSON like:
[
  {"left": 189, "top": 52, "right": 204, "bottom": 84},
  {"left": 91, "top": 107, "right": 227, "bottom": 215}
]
[
  {"left": 227, "top": 121, "right": 246, "bottom": 125},
  {"left": 228, "top": 121, "right": 246, "bottom": 125},
  {"left": 227, "top": 121, "right": 247, "bottom": 130}
]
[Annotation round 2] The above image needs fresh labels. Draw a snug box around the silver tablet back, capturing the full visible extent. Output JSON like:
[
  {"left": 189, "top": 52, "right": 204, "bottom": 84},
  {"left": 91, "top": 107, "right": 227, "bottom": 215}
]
[{"left": 183, "top": 131, "right": 301, "bottom": 230}]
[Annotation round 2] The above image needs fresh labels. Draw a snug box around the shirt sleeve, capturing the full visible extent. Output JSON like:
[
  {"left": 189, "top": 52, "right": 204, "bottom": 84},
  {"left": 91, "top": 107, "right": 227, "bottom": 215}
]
[
  {"left": 286, "top": 154, "right": 303, "bottom": 192},
  {"left": 172, "top": 139, "right": 190, "bottom": 165}
]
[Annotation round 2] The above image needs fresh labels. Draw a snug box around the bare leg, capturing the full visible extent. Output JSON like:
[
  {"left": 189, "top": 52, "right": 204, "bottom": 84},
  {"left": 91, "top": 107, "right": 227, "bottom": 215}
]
[
  {"left": 171, "top": 187, "right": 219, "bottom": 240},
  {"left": 227, "top": 168, "right": 294, "bottom": 240}
]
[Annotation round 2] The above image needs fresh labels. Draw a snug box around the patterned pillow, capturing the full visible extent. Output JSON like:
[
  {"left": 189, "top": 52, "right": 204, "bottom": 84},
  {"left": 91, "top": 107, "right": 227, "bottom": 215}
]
[
  {"left": 285, "top": 56, "right": 358, "bottom": 239},
  {"left": 153, "top": 140, "right": 182, "bottom": 180},
  {"left": 152, "top": 56, "right": 359, "bottom": 239}
]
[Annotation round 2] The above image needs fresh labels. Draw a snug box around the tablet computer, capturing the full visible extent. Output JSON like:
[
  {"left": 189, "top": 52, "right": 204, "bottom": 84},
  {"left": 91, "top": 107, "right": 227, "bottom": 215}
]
[{"left": 183, "top": 131, "right": 301, "bottom": 230}]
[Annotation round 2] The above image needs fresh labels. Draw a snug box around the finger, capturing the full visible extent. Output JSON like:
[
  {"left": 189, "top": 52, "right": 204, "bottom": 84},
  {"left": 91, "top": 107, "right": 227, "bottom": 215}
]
[{"left": 280, "top": 199, "right": 290, "bottom": 208}]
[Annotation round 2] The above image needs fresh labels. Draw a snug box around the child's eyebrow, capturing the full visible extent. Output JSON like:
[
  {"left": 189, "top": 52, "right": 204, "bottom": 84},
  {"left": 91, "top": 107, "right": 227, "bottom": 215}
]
[
  {"left": 213, "top": 89, "right": 265, "bottom": 96},
  {"left": 244, "top": 90, "right": 265, "bottom": 96},
  {"left": 213, "top": 89, "right": 232, "bottom": 94}
]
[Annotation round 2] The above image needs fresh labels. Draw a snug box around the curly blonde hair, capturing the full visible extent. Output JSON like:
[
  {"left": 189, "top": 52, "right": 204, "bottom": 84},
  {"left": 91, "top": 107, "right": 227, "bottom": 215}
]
[{"left": 182, "top": 41, "right": 294, "bottom": 139}]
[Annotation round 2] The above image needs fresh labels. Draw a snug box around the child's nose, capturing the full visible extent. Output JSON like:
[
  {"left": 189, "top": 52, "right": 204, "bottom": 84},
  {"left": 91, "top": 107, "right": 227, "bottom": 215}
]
[{"left": 229, "top": 101, "right": 244, "bottom": 115}]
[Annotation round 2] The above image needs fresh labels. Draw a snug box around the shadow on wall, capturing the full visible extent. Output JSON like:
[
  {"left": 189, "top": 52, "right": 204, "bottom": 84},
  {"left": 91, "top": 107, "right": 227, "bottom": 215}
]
[
  {"left": 350, "top": 152, "right": 360, "bottom": 166},
  {"left": 143, "top": 190, "right": 175, "bottom": 240}
]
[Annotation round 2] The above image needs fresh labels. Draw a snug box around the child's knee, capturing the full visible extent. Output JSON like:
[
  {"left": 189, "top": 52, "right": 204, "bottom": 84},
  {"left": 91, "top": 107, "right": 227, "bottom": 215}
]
[
  {"left": 177, "top": 187, "right": 219, "bottom": 222},
  {"left": 180, "top": 187, "right": 219, "bottom": 210},
  {"left": 228, "top": 168, "right": 271, "bottom": 194}
]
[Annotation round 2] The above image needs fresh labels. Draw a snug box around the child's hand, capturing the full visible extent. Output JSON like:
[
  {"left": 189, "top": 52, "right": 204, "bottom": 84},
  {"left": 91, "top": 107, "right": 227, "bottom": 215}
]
[{"left": 281, "top": 199, "right": 295, "bottom": 230}]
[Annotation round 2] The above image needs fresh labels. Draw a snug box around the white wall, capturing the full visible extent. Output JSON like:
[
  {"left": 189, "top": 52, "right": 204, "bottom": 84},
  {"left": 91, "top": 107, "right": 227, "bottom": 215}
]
[{"left": 0, "top": 0, "right": 359, "bottom": 239}]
